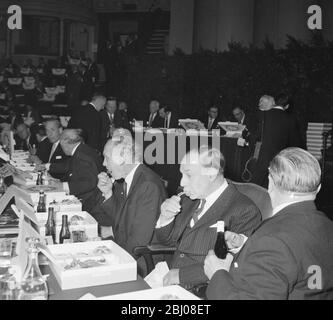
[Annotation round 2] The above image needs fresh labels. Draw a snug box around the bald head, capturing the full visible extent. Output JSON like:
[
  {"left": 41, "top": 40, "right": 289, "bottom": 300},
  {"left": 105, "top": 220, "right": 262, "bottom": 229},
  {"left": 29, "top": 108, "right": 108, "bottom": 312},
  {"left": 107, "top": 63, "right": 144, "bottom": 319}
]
[
  {"left": 60, "top": 129, "right": 83, "bottom": 155},
  {"left": 180, "top": 146, "right": 225, "bottom": 200}
]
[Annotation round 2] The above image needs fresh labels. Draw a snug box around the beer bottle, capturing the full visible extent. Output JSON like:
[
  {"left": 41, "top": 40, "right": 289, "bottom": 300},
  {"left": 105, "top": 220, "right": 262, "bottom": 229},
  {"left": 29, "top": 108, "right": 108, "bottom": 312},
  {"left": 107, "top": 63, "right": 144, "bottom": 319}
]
[
  {"left": 59, "top": 215, "right": 71, "bottom": 244},
  {"left": 45, "top": 207, "right": 56, "bottom": 244},
  {"left": 214, "top": 221, "right": 229, "bottom": 259},
  {"left": 37, "top": 191, "right": 46, "bottom": 213},
  {"left": 36, "top": 171, "right": 43, "bottom": 185}
]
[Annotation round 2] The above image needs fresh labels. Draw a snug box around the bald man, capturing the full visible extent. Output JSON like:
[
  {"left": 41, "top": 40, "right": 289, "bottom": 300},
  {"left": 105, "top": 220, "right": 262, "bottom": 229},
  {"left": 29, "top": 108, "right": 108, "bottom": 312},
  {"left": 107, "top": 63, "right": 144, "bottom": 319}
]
[{"left": 59, "top": 129, "right": 103, "bottom": 211}]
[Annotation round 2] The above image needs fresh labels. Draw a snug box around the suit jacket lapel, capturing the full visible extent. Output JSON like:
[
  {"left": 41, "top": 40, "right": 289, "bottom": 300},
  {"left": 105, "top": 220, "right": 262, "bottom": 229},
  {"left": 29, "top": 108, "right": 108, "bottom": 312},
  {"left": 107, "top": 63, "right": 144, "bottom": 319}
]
[
  {"left": 189, "top": 183, "right": 237, "bottom": 233},
  {"left": 120, "top": 164, "right": 143, "bottom": 209}
]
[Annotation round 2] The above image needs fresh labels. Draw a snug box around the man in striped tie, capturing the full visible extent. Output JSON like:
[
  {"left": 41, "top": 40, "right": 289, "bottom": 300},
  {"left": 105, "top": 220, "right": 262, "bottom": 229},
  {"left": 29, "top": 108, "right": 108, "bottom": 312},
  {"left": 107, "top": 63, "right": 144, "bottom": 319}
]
[{"left": 155, "top": 146, "right": 262, "bottom": 289}]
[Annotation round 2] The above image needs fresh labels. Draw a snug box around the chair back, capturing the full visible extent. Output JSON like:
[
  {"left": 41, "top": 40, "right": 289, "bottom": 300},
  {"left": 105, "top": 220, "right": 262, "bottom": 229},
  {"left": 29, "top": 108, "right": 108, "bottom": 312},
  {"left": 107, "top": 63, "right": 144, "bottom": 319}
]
[{"left": 232, "top": 181, "right": 273, "bottom": 221}]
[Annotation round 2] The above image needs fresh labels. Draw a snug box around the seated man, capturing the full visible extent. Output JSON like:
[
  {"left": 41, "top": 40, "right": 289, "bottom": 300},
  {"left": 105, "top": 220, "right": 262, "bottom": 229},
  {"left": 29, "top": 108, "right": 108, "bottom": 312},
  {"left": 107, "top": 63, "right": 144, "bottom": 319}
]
[
  {"left": 59, "top": 129, "right": 103, "bottom": 212},
  {"left": 30, "top": 124, "right": 50, "bottom": 163},
  {"left": 204, "top": 148, "right": 333, "bottom": 300},
  {"left": 155, "top": 146, "right": 261, "bottom": 288},
  {"left": 33, "top": 119, "right": 69, "bottom": 180},
  {"left": 146, "top": 100, "right": 164, "bottom": 128},
  {"left": 14, "top": 123, "right": 38, "bottom": 151},
  {"left": 90, "top": 129, "right": 167, "bottom": 273},
  {"left": 159, "top": 106, "right": 178, "bottom": 129}
]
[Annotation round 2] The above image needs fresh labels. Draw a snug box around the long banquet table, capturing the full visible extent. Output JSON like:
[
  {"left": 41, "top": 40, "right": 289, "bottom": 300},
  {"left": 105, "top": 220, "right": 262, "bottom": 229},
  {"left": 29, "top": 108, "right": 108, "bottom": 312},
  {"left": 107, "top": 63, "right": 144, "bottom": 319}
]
[{"left": 141, "top": 130, "right": 250, "bottom": 195}]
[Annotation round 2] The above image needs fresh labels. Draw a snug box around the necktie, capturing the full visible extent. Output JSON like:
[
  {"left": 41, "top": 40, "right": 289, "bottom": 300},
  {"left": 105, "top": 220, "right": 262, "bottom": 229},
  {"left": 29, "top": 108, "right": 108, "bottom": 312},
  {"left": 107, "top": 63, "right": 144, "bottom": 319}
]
[
  {"left": 148, "top": 113, "right": 154, "bottom": 127},
  {"left": 208, "top": 118, "right": 213, "bottom": 130},
  {"left": 192, "top": 199, "right": 207, "bottom": 225},
  {"left": 122, "top": 181, "right": 127, "bottom": 198},
  {"left": 49, "top": 143, "right": 57, "bottom": 162}
]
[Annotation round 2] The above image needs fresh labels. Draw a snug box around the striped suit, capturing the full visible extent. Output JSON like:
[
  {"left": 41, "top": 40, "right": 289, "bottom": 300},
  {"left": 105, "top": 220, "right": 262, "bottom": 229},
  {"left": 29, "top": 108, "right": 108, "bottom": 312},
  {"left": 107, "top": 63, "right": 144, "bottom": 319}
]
[{"left": 155, "top": 182, "right": 262, "bottom": 286}]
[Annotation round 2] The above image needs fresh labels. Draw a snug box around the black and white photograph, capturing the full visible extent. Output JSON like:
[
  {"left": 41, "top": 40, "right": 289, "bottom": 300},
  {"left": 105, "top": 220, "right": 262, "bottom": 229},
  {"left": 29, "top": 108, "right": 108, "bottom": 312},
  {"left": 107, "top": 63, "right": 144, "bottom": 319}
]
[{"left": 0, "top": 0, "right": 333, "bottom": 306}]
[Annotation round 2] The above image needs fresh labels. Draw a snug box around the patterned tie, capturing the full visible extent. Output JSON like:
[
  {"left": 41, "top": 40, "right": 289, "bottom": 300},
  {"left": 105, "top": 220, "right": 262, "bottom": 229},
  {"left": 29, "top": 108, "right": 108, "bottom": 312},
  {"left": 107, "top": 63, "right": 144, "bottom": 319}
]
[{"left": 192, "top": 199, "right": 206, "bottom": 224}]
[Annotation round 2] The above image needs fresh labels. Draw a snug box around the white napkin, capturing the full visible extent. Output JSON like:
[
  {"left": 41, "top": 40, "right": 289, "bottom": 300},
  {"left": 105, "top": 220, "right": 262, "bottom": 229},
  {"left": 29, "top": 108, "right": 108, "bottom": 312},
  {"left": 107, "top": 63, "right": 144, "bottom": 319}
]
[{"left": 144, "top": 261, "right": 169, "bottom": 288}]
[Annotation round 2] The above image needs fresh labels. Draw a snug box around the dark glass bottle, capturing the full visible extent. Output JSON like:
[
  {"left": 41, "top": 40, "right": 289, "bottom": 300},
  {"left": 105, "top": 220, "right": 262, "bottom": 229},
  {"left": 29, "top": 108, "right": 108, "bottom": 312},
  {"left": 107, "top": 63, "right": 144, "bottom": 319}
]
[
  {"left": 45, "top": 207, "right": 56, "bottom": 244},
  {"left": 214, "top": 223, "right": 228, "bottom": 259},
  {"left": 59, "top": 215, "right": 71, "bottom": 244},
  {"left": 36, "top": 191, "right": 46, "bottom": 213},
  {"left": 36, "top": 171, "right": 43, "bottom": 185}
]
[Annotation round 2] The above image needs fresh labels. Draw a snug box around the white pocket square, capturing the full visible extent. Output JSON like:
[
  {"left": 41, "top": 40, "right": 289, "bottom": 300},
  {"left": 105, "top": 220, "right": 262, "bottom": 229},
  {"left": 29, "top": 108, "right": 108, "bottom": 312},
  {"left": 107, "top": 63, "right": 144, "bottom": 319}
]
[{"left": 56, "top": 156, "right": 62, "bottom": 159}]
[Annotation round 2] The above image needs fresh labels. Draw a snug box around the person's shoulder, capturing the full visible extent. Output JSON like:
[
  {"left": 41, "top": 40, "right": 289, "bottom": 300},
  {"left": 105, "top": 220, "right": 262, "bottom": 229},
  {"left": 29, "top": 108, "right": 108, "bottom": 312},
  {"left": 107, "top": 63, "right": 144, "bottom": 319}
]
[
  {"left": 75, "top": 143, "right": 98, "bottom": 160},
  {"left": 137, "top": 165, "right": 165, "bottom": 186},
  {"left": 226, "top": 183, "right": 261, "bottom": 212}
]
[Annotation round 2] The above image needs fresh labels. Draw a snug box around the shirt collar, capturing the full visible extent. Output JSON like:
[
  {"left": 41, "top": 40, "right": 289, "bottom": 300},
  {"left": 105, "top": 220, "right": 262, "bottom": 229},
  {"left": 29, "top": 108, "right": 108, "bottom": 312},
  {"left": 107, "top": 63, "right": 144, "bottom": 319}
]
[
  {"left": 203, "top": 179, "right": 229, "bottom": 208},
  {"left": 273, "top": 106, "right": 284, "bottom": 111},
  {"left": 71, "top": 142, "right": 81, "bottom": 156},
  {"left": 90, "top": 102, "right": 97, "bottom": 110},
  {"left": 125, "top": 163, "right": 141, "bottom": 194},
  {"left": 272, "top": 200, "right": 306, "bottom": 216}
]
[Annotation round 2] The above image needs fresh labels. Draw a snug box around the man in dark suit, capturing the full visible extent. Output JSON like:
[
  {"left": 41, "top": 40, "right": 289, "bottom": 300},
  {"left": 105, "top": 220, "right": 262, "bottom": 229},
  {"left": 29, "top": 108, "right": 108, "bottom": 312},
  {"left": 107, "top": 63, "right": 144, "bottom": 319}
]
[
  {"left": 90, "top": 129, "right": 167, "bottom": 273},
  {"left": 14, "top": 123, "right": 38, "bottom": 151},
  {"left": 146, "top": 100, "right": 164, "bottom": 128},
  {"left": 159, "top": 106, "right": 179, "bottom": 129},
  {"left": 155, "top": 146, "right": 261, "bottom": 288},
  {"left": 205, "top": 148, "right": 333, "bottom": 300},
  {"left": 68, "top": 93, "right": 106, "bottom": 153},
  {"left": 100, "top": 97, "right": 131, "bottom": 146},
  {"left": 252, "top": 95, "right": 303, "bottom": 188},
  {"left": 59, "top": 129, "right": 103, "bottom": 212},
  {"left": 31, "top": 119, "right": 69, "bottom": 180},
  {"left": 33, "top": 124, "right": 51, "bottom": 164},
  {"left": 202, "top": 106, "right": 225, "bottom": 131}
]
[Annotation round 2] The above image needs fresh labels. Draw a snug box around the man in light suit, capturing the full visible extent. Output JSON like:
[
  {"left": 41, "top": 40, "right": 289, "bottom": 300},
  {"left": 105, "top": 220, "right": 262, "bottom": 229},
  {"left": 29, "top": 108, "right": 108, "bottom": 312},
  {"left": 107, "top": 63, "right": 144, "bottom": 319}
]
[
  {"left": 205, "top": 148, "right": 333, "bottom": 300},
  {"left": 155, "top": 146, "right": 261, "bottom": 288},
  {"left": 90, "top": 129, "right": 167, "bottom": 273}
]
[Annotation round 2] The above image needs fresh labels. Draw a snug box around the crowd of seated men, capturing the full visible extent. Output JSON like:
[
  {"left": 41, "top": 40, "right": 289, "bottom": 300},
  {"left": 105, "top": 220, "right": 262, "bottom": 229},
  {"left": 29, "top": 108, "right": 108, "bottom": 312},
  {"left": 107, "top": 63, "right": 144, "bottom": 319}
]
[
  {"left": 0, "top": 54, "right": 99, "bottom": 114},
  {"left": 0, "top": 82, "right": 332, "bottom": 299}
]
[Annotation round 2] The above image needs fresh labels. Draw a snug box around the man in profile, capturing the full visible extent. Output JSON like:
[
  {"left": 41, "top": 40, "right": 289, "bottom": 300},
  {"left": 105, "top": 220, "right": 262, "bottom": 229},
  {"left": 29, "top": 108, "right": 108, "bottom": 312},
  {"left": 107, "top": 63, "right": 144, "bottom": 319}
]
[
  {"left": 159, "top": 106, "right": 178, "bottom": 129},
  {"left": 205, "top": 148, "right": 333, "bottom": 300},
  {"left": 59, "top": 129, "right": 103, "bottom": 211},
  {"left": 90, "top": 129, "right": 167, "bottom": 273}
]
